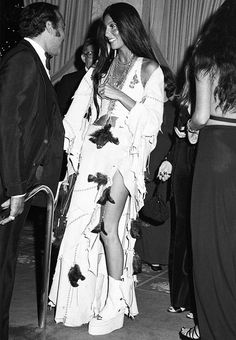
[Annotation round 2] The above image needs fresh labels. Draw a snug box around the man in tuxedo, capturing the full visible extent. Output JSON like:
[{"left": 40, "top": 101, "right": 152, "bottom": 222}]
[
  {"left": 0, "top": 3, "right": 65, "bottom": 339},
  {"left": 55, "top": 37, "right": 98, "bottom": 116}
]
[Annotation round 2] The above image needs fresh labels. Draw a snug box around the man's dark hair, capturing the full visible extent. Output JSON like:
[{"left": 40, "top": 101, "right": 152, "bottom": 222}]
[{"left": 18, "top": 2, "right": 60, "bottom": 38}]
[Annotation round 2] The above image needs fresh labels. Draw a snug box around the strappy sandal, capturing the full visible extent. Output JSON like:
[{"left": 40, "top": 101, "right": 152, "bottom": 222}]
[
  {"left": 179, "top": 325, "right": 201, "bottom": 339},
  {"left": 186, "top": 311, "right": 194, "bottom": 319},
  {"left": 168, "top": 306, "right": 186, "bottom": 313}
]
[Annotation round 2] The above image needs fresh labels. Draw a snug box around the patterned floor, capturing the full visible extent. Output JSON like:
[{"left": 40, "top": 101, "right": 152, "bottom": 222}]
[
  {"left": 12, "top": 218, "right": 195, "bottom": 340},
  {"left": 18, "top": 218, "right": 170, "bottom": 295},
  {"left": 18, "top": 220, "right": 35, "bottom": 265},
  {"left": 136, "top": 264, "right": 170, "bottom": 294}
]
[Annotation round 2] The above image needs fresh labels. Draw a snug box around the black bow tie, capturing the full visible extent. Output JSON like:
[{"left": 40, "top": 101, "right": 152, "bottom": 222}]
[{"left": 45, "top": 52, "right": 52, "bottom": 71}]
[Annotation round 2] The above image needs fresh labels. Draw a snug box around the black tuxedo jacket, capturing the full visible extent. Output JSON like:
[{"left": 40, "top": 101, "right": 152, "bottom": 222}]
[{"left": 0, "top": 39, "right": 64, "bottom": 204}]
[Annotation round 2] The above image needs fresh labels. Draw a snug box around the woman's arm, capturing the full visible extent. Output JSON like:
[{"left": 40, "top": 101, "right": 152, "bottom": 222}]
[
  {"left": 98, "top": 83, "right": 136, "bottom": 111},
  {"left": 141, "top": 58, "right": 159, "bottom": 87},
  {"left": 98, "top": 59, "right": 159, "bottom": 112},
  {"left": 126, "top": 65, "right": 164, "bottom": 137},
  {"left": 188, "top": 71, "right": 211, "bottom": 130}
]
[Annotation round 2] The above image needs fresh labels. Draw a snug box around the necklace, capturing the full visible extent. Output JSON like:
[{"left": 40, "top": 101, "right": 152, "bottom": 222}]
[
  {"left": 107, "top": 53, "right": 135, "bottom": 88},
  {"left": 97, "top": 54, "right": 136, "bottom": 126}
]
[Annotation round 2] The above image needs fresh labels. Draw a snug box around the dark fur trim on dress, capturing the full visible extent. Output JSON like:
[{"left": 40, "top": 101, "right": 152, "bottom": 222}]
[
  {"left": 53, "top": 215, "right": 67, "bottom": 248},
  {"left": 91, "top": 220, "right": 107, "bottom": 235},
  {"left": 130, "top": 219, "right": 142, "bottom": 239},
  {"left": 88, "top": 172, "right": 108, "bottom": 189},
  {"left": 133, "top": 252, "right": 142, "bottom": 274},
  {"left": 84, "top": 106, "right": 92, "bottom": 121},
  {"left": 68, "top": 264, "right": 85, "bottom": 287},
  {"left": 97, "top": 186, "right": 115, "bottom": 205},
  {"left": 89, "top": 124, "right": 119, "bottom": 148}
]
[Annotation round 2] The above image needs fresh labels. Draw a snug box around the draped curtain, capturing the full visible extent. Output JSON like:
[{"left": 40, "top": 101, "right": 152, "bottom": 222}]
[
  {"left": 23, "top": 0, "right": 225, "bottom": 79},
  {"left": 142, "top": 0, "right": 224, "bottom": 74},
  {"left": 24, "top": 0, "right": 93, "bottom": 83}
]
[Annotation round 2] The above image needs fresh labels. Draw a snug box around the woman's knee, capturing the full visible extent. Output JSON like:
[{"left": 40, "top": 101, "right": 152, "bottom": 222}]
[{"left": 100, "top": 219, "right": 119, "bottom": 245}]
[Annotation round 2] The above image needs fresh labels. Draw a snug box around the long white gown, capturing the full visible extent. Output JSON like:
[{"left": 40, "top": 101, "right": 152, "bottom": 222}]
[{"left": 49, "top": 57, "right": 164, "bottom": 327}]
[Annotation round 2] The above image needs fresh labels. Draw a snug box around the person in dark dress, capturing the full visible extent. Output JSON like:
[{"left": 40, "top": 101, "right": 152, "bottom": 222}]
[
  {"left": 158, "top": 106, "right": 196, "bottom": 316},
  {"left": 179, "top": 1, "right": 236, "bottom": 339}
]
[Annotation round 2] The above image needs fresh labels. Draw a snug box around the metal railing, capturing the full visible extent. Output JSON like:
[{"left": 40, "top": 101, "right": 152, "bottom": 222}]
[{"left": 25, "top": 185, "right": 54, "bottom": 329}]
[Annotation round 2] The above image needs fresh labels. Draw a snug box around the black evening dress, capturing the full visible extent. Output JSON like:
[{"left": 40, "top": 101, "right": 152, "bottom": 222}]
[
  {"left": 168, "top": 134, "right": 196, "bottom": 311},
  {"left": 191, "top": 121, "right": 236, "bottom": 340},
  {"left": 165, "top": 106, "right": 196, "bottom": 312}
]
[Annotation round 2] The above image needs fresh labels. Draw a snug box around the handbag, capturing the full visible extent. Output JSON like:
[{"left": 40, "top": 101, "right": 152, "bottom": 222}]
[
  {"left": 53, "top": 171, "right": 78, "bottom": 247},
  {"left": 139, "top": 180, "right": 170, "bottom": 226}
]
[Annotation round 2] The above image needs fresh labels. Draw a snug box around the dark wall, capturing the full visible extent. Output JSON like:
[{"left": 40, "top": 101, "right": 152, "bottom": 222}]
[{"left": 0, "top": 0, "right": 24, "bottom": 58}]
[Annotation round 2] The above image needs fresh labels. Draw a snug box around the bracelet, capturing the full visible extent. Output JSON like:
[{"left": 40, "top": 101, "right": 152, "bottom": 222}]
[{"left": 187, "top": 119, "right": 199, "bottom": 134}]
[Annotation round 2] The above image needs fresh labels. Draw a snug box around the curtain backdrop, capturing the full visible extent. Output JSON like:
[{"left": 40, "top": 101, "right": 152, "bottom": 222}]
[
  {"left": 91, "top": 0, "right": 142, "bottom": 20},
  {"left": 23, "top": 0, "right": 225, "bottom": 79},
  {"left": 142, "top": 0, "right": 224, "bottom": 74},
  {"left": 24, "top": 0, "right": 93, "bottom": 83}
]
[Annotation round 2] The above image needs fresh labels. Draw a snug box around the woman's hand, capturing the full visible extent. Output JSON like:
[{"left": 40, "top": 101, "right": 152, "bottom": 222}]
[
  {"left": 157, "top": 161, "right": 172, "bottom": 182},
  {"left": 186, "top": 119, "right": 199, "bottom": 144},
  {"left": 98, "top": 83, "right": 136, "bottom": 111},
  {"left": 98, "top": 83, "right": 121, "bottom": 101}
]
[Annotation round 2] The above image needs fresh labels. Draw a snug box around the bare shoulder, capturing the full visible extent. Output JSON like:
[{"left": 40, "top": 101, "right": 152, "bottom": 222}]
[{"left": 141, "top": 58, "right": 159, "bottom": 86}]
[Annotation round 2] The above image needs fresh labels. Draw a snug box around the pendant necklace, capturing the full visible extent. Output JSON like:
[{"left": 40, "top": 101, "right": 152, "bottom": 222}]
[
  {"left": 108, "top": 53, "right": 135, "bottom": 88},
  {"left": 99, "top": 53, "right": 136, "bottom": 125}
]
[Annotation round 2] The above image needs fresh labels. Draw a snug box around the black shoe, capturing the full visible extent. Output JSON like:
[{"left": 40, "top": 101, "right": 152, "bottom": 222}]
[
  {"left": 168, "top": 306, "right": 186, "bottom": 313},
  {"left": 150, "top": 264, "right": 162, "bottom": 271}
]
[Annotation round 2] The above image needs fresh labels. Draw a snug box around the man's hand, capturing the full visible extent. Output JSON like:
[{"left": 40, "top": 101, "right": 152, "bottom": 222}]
[{"left": 0, "top": 195, "right": 25, "bottom": 225}]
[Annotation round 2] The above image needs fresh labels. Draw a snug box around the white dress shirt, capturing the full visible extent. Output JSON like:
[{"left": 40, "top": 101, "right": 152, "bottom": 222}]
[{"left": 24, "top": 37, "right": 50, "bottom": 78}]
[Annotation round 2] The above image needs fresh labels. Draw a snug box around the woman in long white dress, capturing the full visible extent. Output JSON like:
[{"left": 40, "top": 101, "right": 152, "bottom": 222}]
[{"left": 49, "top": 2, "right": 164, "bottom": 335}]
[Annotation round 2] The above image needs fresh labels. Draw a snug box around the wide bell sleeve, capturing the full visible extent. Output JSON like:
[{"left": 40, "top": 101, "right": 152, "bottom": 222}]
[
  {"left": 123, "top": 66, "right": 164, "bottom": 217},
  {"left": 126, "top": 66, "right": 164, "bottom": 150},
  {"left": 63, "top": 68, "right": 94, "bottom": 172}
]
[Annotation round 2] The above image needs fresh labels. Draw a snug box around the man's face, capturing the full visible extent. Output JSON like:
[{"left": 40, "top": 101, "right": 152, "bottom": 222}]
[
  {"left": 46, "top": 13, "right": 65, "bottom": 56},
  {"left": 81, "top": 44, "right": 95, "bottom": 69}
]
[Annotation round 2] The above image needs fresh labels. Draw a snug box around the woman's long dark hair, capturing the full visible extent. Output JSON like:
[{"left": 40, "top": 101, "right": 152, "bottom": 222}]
[
  {"left": 92, "top": 2, "right": 158, "bottom": 117},
  {"left": 161, "top": 65, "right": 176, "bottom": 99},
  {"left": 180, "top": 0, "right": 236, "bottom": 113}
]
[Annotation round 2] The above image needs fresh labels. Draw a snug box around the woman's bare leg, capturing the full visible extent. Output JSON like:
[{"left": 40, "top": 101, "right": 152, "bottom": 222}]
[
  {"left": 88, "top": 171, "right": 129, "bottom": 335},
  {"left": 100, "top": 170, "right": 129, "bottom": 279}
]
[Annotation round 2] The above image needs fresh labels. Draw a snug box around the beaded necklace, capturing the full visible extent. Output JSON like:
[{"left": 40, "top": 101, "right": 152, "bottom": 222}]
[
  {"left": 102, "top": 54, "right": 136, "bottom": 118},
  {"left": 107, "top": 54, "right": 135, "bottom": 88}
]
